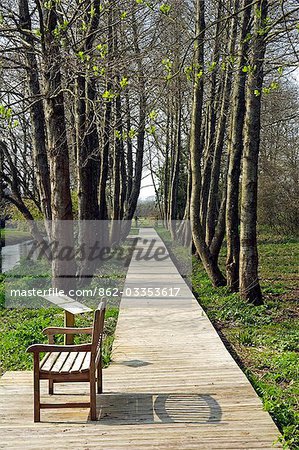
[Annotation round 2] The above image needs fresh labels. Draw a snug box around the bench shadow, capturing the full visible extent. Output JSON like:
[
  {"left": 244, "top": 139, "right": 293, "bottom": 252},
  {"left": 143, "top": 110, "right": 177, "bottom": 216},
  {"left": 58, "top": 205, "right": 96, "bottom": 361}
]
[{"left": 97, "top": 392, "right": 222, "bottom": 425}]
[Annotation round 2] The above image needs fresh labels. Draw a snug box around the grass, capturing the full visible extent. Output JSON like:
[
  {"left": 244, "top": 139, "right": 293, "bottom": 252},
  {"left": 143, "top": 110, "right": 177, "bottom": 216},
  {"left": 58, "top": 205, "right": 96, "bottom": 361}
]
[{"left": 159, "top": 226, "right": 299, "bottom": 450}]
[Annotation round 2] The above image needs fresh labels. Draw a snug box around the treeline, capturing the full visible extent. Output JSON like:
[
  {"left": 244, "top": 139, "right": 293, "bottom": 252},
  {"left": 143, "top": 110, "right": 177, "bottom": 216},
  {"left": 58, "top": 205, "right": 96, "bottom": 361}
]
[
  {"left": 0, "top": 0, "right": 298, "bottom": 302},
  {"left": 148, "top": 0, "right": 299, "bottom": 304}
]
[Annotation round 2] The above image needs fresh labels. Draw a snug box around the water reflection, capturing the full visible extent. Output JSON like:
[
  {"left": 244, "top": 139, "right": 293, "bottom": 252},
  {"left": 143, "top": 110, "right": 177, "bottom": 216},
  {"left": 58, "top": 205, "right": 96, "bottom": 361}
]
[{"left": 0, "top": 240, "right": 33, "bottom": 273}]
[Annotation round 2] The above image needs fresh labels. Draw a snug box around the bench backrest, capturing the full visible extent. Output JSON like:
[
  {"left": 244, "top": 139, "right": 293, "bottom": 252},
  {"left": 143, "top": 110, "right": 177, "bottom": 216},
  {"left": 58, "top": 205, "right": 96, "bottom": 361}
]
[{"left": 91, "top": 302, "right": 106, "bottom": 365}]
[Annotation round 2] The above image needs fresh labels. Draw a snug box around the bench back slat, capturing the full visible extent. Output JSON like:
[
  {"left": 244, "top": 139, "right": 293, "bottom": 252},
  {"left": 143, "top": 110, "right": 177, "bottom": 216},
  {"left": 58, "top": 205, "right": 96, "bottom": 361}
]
[{"left": 91, "top": 302, "right": 106, "bottom": 364}]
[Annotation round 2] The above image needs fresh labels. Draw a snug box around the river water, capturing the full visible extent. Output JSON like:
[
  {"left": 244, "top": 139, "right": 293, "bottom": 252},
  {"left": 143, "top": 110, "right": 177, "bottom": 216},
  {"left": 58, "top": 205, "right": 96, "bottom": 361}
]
[{"left": 0, "top": 241, "right": 33, "bottom": 273}]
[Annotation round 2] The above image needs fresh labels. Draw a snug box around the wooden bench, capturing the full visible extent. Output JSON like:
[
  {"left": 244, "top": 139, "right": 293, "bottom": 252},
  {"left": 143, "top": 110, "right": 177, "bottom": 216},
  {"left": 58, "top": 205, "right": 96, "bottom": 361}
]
[{"left": 27, "top": 302, "right": 106, "bottom": 422}]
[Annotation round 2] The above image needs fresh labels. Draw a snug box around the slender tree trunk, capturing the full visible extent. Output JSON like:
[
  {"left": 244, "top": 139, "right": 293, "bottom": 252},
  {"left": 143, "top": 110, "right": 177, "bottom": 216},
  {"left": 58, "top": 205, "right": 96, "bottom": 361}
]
[
  {"left": 125, "top": 92, "right": 133, "bottom": 208},
  {"left": 123, "top": 4, "right": 146, "bottom": 224},
  {"left": 18, "top": 0, "right": 52, "bottom": 221},
  {"left": 200, "top": 1, "right": 222, "bottom": 237},
  {"left": 110, "top": 84, "right": 123, "bottom": 243},
  {"left": 163, "top": 109, "right": 170, "bottom": 227},
  {"left": 76, "top": 0, "right": 101, "bottom": 223},
  {"left": 76, "top": 75, "right": 100, "bottom": 221},
  {"left": 99, "top": 3, "right": 113, "bottom": 221},
  {"left": 169, "top": 104, "right": 182, "bottom": 238},
  {"left": 120, "top": 134, "right": 127, "bottom": 220},
  {"left": 178, "top": 158, "right": 192, "bottom": 247},
  {"left": 240, "top": 0, "right": 268, "bottom": 305},
  {"left": 190, "top": 0, "right": 226, "bottom": 287},
  {"left": 226, "top": 0, "right": 252, "bottom": 291},
  {"left": 43, "top": 4, "right": 75, "bottom": 290},
  {"left": 206, "top": 2, "right": 238, "bottom": 244},
  {"left": 209, "top": 160, "right": 229, "bottom": 261}
]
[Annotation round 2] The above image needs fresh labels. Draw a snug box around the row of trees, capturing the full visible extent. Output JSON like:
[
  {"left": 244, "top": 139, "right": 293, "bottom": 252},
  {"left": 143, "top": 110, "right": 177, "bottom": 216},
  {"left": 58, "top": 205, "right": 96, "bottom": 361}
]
[
  {"left": 151, "top": 0, "right": 299, "bottom": 305},
  {"left": 0, "top": 0, "right": 298, "bottom": 302}
]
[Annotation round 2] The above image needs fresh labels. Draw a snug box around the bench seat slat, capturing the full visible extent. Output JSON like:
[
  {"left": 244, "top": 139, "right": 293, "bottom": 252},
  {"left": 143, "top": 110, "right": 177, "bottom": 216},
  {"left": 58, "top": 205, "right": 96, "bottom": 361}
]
[
  {"left": 80, "top": 352, "right": 91, "bottom": 372},
  {"left": 39, "top": 351, "right": 51, "bottom": 369},
  {"left": 40, "top": 352, "right": 60, "bottom": 372},
  {"left": 51, "top": 352, "right": 70, "bottom": 373},
  {"left": 71, "top": 352, "right": 87, "bottom": 372},
  {"left": 60, "top": 352, "right": 78, "bottom": 373}
]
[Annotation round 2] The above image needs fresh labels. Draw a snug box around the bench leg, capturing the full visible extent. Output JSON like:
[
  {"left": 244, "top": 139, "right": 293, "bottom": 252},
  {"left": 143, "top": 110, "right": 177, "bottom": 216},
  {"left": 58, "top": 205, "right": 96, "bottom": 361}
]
[
  {"left": 33, "top": 354, "right": 40, "bottom": 422},
  {"left": 97, "top": 358, "right": 102, "bottom": 394},
  {"left": 90, "top": 372, "right": 97, "bottom": 421},
  {"left": 49, "top": 380, "right": 54, "bottom": 395}
]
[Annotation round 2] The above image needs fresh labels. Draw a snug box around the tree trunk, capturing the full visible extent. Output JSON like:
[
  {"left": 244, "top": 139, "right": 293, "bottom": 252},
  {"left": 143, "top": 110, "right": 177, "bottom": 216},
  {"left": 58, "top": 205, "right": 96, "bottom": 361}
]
[
  {"left": 76, "top": 0, "right": 101, "bottom": 223},
  {"left": 239, "top": 0, "right": 268, "bottom": 305},
  {"left": 169, "top": 103, "right": 182, "bottom": 239},
  {"left": 43, "top": 4, "right": 75, "bottom": 291},
  {"left": 125, "top": 92, "right": 133, "bottom": 207},
  {"left": 206, "top": 1, "right": 238, "bottom": 245},
  {"left": 123, "top": 4, "right": 146, "bottom": 224},
  {"left": 18, "top": 0, "right": 52, "bottom": 221},
  {"left": 110, "top": 83, "right": 123, "bottom": 244},
  {"left": 163, "top": 109, "right": 170, "bottom": 227},
  {"left": 76, "top": 75, "right": 101, "bottom": 222},
  {"left": 99, "top": 3, "right": 113, "bottom": 221},
  {"left": 190, "top": 0, "right": 226, "bottom": 287},
  {"left": 200, "top": 1, "right": 222, "bottom": 238},
  {"left": 209, "top": 160, "right": 229, "bottom": 262},
  {"left": 226, "top": 0, "right": 252, "bottom": 291}
]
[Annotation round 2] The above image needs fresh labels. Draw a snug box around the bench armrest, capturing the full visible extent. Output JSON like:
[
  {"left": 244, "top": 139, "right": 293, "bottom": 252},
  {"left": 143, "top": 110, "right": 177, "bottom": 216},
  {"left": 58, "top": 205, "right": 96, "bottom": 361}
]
[
  {"left": 43, "top": 327, "right": 93, "bottom": 336},
  {"left": 26, "top": 343, "right": 92, "bottom": 353}
]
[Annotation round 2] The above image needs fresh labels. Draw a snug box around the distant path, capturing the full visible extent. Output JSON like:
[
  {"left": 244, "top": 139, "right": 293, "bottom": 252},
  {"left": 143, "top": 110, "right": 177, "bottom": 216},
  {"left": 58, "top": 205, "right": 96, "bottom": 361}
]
[{"left": 0, "top": 228, "right": 281, "bottom": 449}]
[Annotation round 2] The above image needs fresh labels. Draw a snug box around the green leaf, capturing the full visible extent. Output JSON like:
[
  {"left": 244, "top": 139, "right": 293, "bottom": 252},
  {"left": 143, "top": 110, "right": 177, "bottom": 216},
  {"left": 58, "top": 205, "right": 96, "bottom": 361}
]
[
  {"left": 96, "top": 43, "right": 108, "bottom": 58},
  {"left": 77, "top": 51, "right": 86, "bottom": 62},
  {"left": 270, "top": 81, "right": 279, "bottom": 90},
  {"left": 160, "top": 4, "right": 171, "bottom": 14},
  {"left": 120, "top": 76, "right": 128, "bottom": 89},
  {"left": 146, "top": 125, "right": 156, "bottom": 135},
  {"left": 128, "top": 128, "right": 136, "bottom": 139},
  {"left": 208, "top": 61, "right": 217, "bottom": 72},
  {"left": 89, "top": 4, "right": 95, "bottom": 18},
  {"left": 81, "top": 20, "right": 87, "bottom": 32},
  {"left": 149, "top": 110, "right": 158, "bottom": 120},
  {"left": 102, "top": 90, "right": 115, "bottom": 101}
]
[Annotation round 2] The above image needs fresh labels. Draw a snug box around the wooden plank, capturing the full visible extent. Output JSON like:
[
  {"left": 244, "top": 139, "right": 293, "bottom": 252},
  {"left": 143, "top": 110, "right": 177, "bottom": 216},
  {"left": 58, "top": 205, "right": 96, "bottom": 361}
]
[
  {"left": 50, "top": 352, "right": 70, "bottom": 373},
  {"left": 40, "top": 352, "right": 60, "bottom": 372},
  {"left": 59, "top": 352, "right": 78, "bottom": 373},
  {"left": 80, "top": 353, "right": 91, "bottom": 372},
  {"left": 71, "top": 352, "right": 86, "bottom": 372}
]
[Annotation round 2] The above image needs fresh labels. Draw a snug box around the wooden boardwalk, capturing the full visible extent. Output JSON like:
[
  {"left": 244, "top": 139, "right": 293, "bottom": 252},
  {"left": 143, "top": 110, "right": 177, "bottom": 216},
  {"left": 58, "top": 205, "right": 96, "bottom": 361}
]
[{"left": 0, "top": 228, "right": 281, "bottom": 449}]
